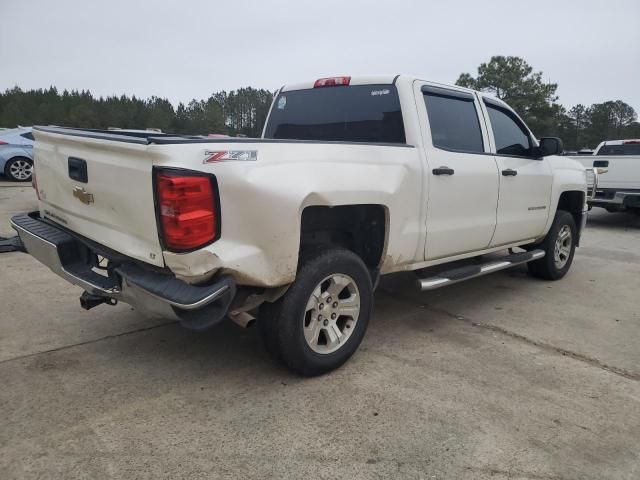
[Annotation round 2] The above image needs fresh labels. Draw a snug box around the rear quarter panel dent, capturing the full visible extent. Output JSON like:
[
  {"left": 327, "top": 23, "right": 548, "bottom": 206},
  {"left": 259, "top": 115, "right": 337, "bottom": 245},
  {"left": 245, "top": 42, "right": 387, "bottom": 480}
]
[{"left": 153, "top": 142, "right": 423, "bottom": 286}]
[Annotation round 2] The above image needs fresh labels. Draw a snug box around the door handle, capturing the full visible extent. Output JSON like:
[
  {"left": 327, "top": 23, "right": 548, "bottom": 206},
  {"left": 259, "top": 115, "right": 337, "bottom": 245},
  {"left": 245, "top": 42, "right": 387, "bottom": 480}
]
[
  {"left": 502, "top": 169, "right": 518, "bottom": 176},
  {"left": 432, "top": 166, "right": 455, "bottom": 176}
]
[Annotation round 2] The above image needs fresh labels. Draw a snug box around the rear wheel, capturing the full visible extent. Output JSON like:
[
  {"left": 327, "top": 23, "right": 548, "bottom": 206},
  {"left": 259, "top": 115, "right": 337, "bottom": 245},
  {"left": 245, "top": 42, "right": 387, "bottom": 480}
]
[
  {"left": 4, "top": 157, "right": 33, "bottom": 182},
  {"left": 259, "top": 248, "right": 373, "bottom": 376},
  {"left": 528, "top": 210, "right": 577, "bottom": 280}
]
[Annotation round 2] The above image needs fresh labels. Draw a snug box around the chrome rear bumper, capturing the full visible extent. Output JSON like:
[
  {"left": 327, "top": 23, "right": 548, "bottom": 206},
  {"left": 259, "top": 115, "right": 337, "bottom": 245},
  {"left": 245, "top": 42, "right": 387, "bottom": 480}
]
[{"left": 11, "top": 212, "right": 235, "bottom": 329}]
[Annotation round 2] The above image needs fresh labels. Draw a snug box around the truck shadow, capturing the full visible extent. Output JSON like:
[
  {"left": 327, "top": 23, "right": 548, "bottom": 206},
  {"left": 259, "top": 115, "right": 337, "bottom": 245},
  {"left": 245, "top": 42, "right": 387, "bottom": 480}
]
[
  {"left": 587, "top": 209, "right": 640, "bottom": 230},
  {"left": 97, "top": 266, "right": 528, "bottom": 380},
  {"left": 56, "top": 285, "right": 446, "bottom": 382}
]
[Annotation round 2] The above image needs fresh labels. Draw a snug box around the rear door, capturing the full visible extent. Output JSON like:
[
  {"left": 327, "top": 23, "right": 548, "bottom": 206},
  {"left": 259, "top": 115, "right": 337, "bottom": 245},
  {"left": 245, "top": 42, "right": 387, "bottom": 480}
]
[
  {"left": 416, "top": 82, "right": 500, "bottom": 260},
  {"left": 481, "top": 98, "right": 553, "bottom": 246}
]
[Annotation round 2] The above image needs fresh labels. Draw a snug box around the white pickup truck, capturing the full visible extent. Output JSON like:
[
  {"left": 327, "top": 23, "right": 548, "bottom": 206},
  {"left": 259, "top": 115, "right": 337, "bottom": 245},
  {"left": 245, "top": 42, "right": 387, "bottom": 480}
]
[
  {"left": 572, "top": 139, "right": 640, "bottom": 214},
  {"left": 12, "top": 75, "right": 590, "bottom": 375}
]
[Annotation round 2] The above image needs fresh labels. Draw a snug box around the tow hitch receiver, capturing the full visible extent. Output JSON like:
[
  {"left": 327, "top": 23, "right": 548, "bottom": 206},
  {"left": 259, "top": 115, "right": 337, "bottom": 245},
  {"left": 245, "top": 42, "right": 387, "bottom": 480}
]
[
  {"left": 0, "top": 235, "right": 25, "bottom": 253},
  {"left": 80, "top": 291, "right": 117, "bottom": 310}
]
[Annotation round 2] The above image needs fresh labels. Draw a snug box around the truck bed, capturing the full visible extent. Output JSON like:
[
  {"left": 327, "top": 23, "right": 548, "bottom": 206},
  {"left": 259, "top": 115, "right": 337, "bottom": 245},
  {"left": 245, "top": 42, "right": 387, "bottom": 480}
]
[{"left": 31, "top": 126, "right": 417, "bottom": 273}]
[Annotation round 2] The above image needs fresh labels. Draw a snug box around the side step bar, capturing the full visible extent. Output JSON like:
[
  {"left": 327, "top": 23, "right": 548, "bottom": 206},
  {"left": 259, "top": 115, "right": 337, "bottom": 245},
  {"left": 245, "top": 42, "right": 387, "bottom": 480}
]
[{"left": 417, "top": 249, "right": 545, "bottom": 291}]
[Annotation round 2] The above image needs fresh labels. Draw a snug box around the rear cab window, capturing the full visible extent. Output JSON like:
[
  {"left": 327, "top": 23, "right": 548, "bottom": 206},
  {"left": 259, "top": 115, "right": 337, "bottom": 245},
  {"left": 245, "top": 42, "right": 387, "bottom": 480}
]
[
  {"left": 263, "top": 84, "right": 405, "bottom": 144},
  {"left": 597, "top": 143, "right": 640, "bottom": 156}
]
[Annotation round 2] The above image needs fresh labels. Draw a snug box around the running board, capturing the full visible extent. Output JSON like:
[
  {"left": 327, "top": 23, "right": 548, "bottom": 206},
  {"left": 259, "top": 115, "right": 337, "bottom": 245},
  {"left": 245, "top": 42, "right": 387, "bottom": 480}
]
[{"left": 417, "top": 249, "right": 545, "bottom": 291}]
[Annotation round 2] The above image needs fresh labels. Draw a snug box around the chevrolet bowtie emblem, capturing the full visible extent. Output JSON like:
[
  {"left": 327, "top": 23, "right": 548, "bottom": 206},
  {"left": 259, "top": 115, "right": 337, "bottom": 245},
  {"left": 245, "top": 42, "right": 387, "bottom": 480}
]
[{"left": 73, "top": 186, "right": 94, "bottom": 205}]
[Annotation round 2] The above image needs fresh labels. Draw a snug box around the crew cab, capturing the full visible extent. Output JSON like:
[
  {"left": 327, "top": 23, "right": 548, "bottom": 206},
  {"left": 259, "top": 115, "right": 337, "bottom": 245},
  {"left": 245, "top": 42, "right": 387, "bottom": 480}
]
[
  {"left": 11, "top": 75, "right": 590, "bottom": 375},
  {"left": 572, "top": 139, "right": 640, "bottom": 214}
]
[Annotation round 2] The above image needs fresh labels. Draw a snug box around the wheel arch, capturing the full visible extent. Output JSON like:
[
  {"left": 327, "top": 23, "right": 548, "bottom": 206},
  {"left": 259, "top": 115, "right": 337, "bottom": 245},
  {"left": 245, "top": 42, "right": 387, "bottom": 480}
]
[
  {"left": 556, "top": 190, "right": 585, "bottom": 228},
  {"left": 299, "top": 204, "right": 389, "bottom": 281}
]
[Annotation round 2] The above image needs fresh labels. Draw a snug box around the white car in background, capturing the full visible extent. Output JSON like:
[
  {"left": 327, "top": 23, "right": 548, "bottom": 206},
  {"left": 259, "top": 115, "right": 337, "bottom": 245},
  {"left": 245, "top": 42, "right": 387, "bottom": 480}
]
[
  {"left": 573, "top": 139, "right": 640, "bottom": 214},
  {"left": 0, "top": 127, "right": 34, "bottom": 181}
]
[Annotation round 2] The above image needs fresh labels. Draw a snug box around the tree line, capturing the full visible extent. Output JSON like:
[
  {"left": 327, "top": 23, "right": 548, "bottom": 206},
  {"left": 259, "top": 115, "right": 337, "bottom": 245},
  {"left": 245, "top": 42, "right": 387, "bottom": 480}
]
[
  {"left": 0, "top": 86, "right": 273, "bottom": 138},
  {"left": 1, "top": 56, "right": 638, "bottom": 149},
  {"left": 457, "top": 56, "right": 639, "bottom": 150}
]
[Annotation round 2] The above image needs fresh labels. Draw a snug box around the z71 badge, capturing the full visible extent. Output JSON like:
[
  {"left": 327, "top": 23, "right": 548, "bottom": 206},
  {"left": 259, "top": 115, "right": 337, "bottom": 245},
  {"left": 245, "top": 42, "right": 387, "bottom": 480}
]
[{"left": 204, "top": 150, "right": 258, "bottom": 163}]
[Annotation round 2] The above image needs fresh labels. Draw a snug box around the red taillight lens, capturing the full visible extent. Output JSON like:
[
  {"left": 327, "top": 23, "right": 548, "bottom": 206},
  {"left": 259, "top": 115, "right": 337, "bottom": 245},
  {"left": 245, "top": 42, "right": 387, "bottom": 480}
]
[
  {"left": 155, "top": 172, "right": 218, "bottom": 251},
  {"left": 313, "top": 76, "right": 351, "bottom": 88},
  {"left": 0, "top": 140, "right": 8, "bottom": 145}
]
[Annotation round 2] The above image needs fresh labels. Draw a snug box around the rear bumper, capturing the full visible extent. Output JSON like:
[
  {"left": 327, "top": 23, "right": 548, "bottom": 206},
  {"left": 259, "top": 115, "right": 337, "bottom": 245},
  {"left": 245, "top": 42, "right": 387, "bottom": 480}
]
[
  {"left": 588, "top": 189, "right": 640, "bottom": 209},
  {"left": 11, "top": 212, "right": 235, "bottom": 330}
]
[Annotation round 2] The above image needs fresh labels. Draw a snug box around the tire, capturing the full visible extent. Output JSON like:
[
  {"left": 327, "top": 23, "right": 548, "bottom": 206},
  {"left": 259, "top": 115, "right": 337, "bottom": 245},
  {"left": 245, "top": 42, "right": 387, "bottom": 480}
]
[
  {"left": 527, "top": 210, "right": 577, "bottom": 280},
  {"left": 259, "top": 248, "right": 373, "bottom": 376},
  {"left": 4, "top": 157, "right": 33, "bottom": 182}
]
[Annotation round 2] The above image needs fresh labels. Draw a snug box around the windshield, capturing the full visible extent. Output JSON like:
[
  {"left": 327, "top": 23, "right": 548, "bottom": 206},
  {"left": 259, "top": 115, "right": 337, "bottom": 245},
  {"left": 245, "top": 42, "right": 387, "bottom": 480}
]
[{"left": 263, "top": 84, "right": 405, "bottom": 144}]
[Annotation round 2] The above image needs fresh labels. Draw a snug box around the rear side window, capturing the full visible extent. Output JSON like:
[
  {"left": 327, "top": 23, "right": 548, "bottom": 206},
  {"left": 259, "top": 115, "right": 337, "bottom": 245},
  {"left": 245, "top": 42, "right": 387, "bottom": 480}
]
[
  {"left": 486, "top": 104, "right": 533, "bottom": 157},
  {"left": 597, "top": 143, "right": 640, "bottom": 155},
  {"left": 422, "top": 88, "right": 484, "bottom": 153},
  {"left": 20, "top": 132, "right": 34, "bottom": 141},
  {"left": 263, "top": 84, "right": 405, "bottom": 144}
]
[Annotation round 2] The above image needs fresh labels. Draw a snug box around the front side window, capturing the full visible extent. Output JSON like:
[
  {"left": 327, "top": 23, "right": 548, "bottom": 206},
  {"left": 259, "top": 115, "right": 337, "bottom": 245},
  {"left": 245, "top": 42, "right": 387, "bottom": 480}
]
[
  {"left": 423, "top": 89, "right": 484, "bottom": 153},
  {"left": 486, "top": 104, "right": 533, "bottom": 157}
]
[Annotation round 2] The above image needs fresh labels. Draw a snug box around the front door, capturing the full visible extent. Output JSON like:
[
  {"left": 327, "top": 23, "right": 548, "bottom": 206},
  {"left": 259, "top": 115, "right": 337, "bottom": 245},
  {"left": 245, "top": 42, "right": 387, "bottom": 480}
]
[
  {"left": 481, "top": 98, "right": 553, "bottom": 246},
  {"left": 416, "top": 83, "right": 500, "bottom": 260}
]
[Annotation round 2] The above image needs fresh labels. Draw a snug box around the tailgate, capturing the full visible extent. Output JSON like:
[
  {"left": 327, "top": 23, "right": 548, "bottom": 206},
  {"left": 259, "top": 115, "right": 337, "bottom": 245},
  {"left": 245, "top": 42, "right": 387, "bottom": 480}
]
[
  {"left": 33, "top": 128, "right": 164, "bottom": 267},
  {"left": 593, "top": 156, "right": 640, "bottom": 189},
  {"left": 574, "top": 155, "right": 640, "bottom": 190}
]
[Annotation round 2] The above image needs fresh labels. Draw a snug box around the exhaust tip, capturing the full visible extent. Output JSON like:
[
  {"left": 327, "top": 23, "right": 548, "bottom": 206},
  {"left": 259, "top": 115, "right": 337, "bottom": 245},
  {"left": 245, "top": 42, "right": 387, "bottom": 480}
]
[{"left": 229, "top": 311, "right": 256, "bottom": 328}]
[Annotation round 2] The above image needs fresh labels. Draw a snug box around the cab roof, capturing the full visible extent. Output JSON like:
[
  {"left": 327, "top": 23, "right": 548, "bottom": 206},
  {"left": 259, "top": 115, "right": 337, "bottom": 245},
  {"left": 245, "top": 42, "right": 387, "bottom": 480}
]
[
  {"left": 281, "top": 75, "right": 399, "bottom": 92},
  {"left": 279, "top": 74, "right": 495, "bottom": 101}
]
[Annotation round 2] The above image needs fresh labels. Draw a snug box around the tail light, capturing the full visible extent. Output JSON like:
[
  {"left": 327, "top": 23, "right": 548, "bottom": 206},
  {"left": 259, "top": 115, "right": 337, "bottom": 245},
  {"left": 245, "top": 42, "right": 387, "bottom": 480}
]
[
  {"left": 0, "top": 140, "right": 8, "bottom": 145},
  {"left": 314, "top": 76, "right": 351, "bottom": 88},
  {"left": 154, "top": 170, "right": 220, "bottom": 251}
]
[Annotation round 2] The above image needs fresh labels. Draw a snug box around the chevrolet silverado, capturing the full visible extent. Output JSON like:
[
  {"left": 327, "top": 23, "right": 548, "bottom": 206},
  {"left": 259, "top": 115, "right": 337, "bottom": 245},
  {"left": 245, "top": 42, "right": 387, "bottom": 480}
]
[{"left": 11, "top": 75, "right": 591, "bottom": 375}]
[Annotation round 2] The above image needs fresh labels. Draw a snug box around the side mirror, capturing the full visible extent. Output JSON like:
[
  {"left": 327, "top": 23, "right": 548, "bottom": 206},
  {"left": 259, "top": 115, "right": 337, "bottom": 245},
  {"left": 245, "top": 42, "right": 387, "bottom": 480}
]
[{"left": 538, "top": 137, "right": 563, "bottom": 157}]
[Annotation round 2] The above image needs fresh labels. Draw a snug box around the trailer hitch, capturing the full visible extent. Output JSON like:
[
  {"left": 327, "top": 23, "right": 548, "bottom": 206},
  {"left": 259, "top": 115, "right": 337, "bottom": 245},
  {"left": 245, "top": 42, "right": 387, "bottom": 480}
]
[
  {"left": 80, "top": 291, "right": 117, "bottom": 310},
  {"left": 0, "top": 235, "right": 25, "bottom": 253}
]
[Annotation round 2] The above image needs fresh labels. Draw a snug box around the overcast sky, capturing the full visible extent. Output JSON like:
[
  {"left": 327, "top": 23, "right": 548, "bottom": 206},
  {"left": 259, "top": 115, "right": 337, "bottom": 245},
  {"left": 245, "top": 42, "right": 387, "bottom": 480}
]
[{"left": 1, "top": 0, "right": 639, "bottom": 112}]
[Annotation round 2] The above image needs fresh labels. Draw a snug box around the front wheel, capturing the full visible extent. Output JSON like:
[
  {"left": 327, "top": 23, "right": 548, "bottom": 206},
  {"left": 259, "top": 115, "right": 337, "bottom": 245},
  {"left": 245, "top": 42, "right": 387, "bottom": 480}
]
[
  {"left": 259, "top": 248, "right": 373, "bottom": 376},
  {"left": 527, "top": 210, "right": 577, "bottom": 280}
]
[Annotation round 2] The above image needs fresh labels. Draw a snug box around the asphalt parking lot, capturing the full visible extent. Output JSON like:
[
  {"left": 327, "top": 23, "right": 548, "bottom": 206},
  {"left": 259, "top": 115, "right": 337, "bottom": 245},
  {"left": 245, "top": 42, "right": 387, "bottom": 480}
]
[{"left": 0, "top": 180, "right": 639, "bottom": 479}]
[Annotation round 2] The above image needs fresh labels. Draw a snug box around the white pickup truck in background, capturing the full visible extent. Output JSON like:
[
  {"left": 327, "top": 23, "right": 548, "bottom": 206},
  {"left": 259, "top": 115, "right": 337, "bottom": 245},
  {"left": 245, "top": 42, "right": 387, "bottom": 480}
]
[
  {"left": 573, "top": 139, "right": 640, "bottom": 214},
  {"left": 12, "top": 75, "right": 590, "bottom": 375}
]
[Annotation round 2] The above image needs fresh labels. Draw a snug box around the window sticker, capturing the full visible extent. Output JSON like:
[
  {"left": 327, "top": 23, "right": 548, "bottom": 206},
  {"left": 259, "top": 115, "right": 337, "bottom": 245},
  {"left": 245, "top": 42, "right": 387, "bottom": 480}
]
[
  {"left": 371, "top": 89, "right": 390, "bottom": 96},
  {"left": 277, "top": 96, "right": 287, "bottom": 109}
]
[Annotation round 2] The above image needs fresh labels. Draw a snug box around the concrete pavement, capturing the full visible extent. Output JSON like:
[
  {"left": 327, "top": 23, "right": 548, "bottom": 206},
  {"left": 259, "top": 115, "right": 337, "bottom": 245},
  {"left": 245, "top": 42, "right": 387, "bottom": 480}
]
[{"left": 0, "top": 185, "right": 638, "bottom": 479}]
